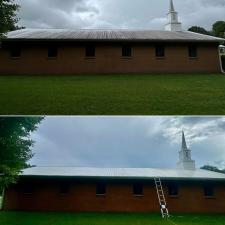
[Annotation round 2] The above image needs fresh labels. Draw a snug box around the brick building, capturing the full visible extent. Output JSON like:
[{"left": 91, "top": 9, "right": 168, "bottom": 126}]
[
  {"left": 2, "top": 132, "right": 225, "bottom": 214},
  {"left": 0, "top": 0, "right": 224, "bottom": 75}
]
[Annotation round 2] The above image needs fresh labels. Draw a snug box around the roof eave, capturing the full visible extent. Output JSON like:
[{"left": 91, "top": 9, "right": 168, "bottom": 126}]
[
  {"left": 3, "top": 38, "right": 222, "bottom": 43},
  {"left": 19, "top": 174, "right": 225, "bottom": 181}
]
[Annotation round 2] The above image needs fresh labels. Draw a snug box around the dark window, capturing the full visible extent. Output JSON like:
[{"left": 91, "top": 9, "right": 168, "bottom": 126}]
[
  {"left": 85, "top": 45, "right": 95, "bottom": 57},
  {"left": 155, "top": 45, "right": 165, "bottom": 57},
  {"left": 133, "top": 183, "right": 143, "bottom": 196},
  {"left": 22, "top": 185, "right": 34, "bottom": 194},
  {"left": 188, "top": 45, "right": 198, "bottom": 58},
  {"left": 168, "top": 184, "right": 179, "bottom": 196},
  {"left": 59, "top": 183, "right": 70, "bottom": 194},
  {"left": 48, "top": 47, "right": 58, "bottom": 58},
  {"left": 10, "top": 48, "right": 21, "bottom": 58},
  {"left": 204, "top": 185, "right": 214, "bottom": 197},
  {"left": 122, "top": 46, "right": 132, "bottom": 57},
  {"left": 96, "top": 182, "right": 106, "bottom": 195}
]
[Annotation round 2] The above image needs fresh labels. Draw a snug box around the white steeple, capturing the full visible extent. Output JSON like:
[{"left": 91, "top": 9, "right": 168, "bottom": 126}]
[
  {"left": 177, "top": 131, "right": 196, "bottom": 170},
  {"left": 165, "top": 0, "right": 182, "bottom": 32}
]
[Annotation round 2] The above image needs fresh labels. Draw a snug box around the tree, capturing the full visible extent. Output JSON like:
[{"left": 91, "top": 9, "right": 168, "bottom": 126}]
[
  {"left": 0, "top": 0, "right": 20, "bottom": 38},
  {"left": 0, "top": 117, "right": 44, "bottom": 190},
  {"left": 212, "top": 21, "right": 225, "bottom": 38},
  {"left": 201, "top": 165, "right": 225, "bottom": 174},
  {"left": 188, "top": 26, "right": 211, "bottom": 35}
]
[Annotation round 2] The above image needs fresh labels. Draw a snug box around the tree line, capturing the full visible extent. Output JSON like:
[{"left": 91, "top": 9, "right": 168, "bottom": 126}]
[
  {"left": 201, "top": 165, "right": 225, "bottom": 174},
  {"left": 188, "top": 21, "right": 225, "bottom": 39}
]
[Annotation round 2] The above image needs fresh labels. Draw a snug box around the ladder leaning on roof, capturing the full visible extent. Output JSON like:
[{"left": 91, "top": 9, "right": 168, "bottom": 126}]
[{"left": 154, "top": 177, "right": 169, "bottom": 218}]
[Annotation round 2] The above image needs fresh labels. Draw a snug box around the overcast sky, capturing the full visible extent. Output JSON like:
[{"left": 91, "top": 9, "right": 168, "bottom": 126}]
[
  {"left": 15, "top": 0, "right": 225, "bottom": 30},
  {"left": 30, "top": 116, "right": 225, "bottom": 169}
]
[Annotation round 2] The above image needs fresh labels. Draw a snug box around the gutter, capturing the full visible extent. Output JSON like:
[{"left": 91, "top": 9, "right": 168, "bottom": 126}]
[
  {"left": 19, "top": 174, "right": 225, "bottom": 182},
  {"left": 3, "top": 38, "right": 223, "bottom": 43}
]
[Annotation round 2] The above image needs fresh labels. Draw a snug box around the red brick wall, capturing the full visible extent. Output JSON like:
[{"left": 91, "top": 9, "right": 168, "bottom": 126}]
[
  {"left": 0, "top": 42, "right": 221, "bottom": 75},
  {"left": 3, "top": 178, "right": 225, "bottom": 213}
]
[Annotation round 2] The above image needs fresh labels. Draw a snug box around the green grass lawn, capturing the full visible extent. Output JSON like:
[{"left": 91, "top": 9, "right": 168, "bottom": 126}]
[
  {"left": 0, "top": 74, "right": 225, "bottom": 115},
  {"left": 0, "top": 212, "right": 224, "bottom": 225}
]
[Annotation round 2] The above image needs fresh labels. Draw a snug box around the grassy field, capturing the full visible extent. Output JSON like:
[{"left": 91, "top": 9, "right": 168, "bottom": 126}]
[
  {"left": 0, "top": 74, "right": 225, "bottom": 115},
  {"left": 0, "top": 212, "right": 224, "bottom": 225}
]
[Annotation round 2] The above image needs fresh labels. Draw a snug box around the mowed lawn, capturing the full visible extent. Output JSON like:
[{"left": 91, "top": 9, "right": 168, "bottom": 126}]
[
  {"left": 0, "top": 212, "right": 225, "bottom": 225},
  {"left": 0, "top": 74, "right": 225, "bottom": 115}
]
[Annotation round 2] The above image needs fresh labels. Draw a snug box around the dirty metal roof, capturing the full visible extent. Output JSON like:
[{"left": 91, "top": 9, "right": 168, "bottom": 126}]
[
  {"left": 21, "top": 167, "right": 225, "bottom": 180},
  {"left": 6, "top": 29, "right": 224, "bottom": 42}
]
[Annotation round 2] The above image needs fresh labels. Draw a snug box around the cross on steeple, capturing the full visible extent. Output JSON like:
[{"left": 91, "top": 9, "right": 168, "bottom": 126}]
[{"left": 177, "top": 131, "right": 196, "bottom": 170}]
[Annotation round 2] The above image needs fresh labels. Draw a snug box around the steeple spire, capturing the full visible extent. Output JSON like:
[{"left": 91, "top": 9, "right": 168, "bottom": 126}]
[
  {"left": 177, "top": 131, "right": 196, "bottom": 170},
  {"left": 165, "top": 0, "right": 182, "bottom": 32},
  {"left": 169, "top": 0, "right": 175, "bottom": 12},
  {"left": 182, "top": 130, "right": 187, "bottom": 149}
]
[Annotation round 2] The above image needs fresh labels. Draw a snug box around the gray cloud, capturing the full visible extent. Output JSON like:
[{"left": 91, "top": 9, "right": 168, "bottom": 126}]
[
  {"left": 160, "top": 117, "right": 225, "bottom": 145},
  {"left": 16, "top": 0, "right": 100, "bottom": 29},
  {"left": 30, "top": 116, "right": 225, "bottom": 170},
  {"left": 15, "top": 0, "right": 225, "bottom": 30},
  {"left": 200, "top": 0, "right": 225, "bottom": 7}
]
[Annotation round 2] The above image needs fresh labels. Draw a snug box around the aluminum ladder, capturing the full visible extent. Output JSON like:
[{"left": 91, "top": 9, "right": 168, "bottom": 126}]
[{"left": 154, "top": 177, "right": 169, "bottom": 218}]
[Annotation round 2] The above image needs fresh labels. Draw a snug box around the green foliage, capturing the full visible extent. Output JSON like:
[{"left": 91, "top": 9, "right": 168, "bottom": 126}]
[
  {"left": 212, "top": 21, "right": 225, "bottom": 38},
  {"left": 201, "top": 165, "right": 225, "bottom": 174},
  {"left": 188, "top": 26, "right": 211, "bottom": 35},
  {"left": 0, "top": 0, "right": 20, "bottom": 38},
  {"left": 0, "top": 117, "right": 43, "bottom": 189}
]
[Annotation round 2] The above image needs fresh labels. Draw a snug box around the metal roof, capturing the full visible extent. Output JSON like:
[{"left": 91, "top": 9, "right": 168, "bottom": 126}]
[
  {"left": 6, "top": 29, "right": 224, "bottom": 42},
  {"left": 21, "top": 167, "right": 225, "bottom": 180}
]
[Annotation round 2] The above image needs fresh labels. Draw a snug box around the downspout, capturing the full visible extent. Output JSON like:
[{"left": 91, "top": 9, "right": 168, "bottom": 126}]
[
  {"left": 0, "top": 188, "right": 4, "bottom": 211},
  {"left": 219, "top": 46, "right": 225, "bottom": 74}
]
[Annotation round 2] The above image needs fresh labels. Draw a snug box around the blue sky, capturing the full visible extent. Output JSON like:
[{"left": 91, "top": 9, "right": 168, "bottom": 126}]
[
  {"left": 15, "top": 0, "right": 225, "bottom": 30},
  {"left": 30, "top": 116, "right": 225, "bottom": 169}
]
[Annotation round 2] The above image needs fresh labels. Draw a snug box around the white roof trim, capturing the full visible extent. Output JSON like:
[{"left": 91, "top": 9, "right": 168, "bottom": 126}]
[{"left": 21, "top": 167, "right": 225, "bottom": 180}]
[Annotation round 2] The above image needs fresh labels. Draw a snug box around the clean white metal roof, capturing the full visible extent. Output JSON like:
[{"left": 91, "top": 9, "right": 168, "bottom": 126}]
[
  {"left": 21, "top": 167, "right": 225, "bottom": 180},
  {"left": 6, "top": 29, "right": 224, "bottom": 42}
]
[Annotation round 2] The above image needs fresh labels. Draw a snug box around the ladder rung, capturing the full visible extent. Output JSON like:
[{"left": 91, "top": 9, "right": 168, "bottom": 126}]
[{"left": 155, "top": 177, "right": 169, "bottom": 218}]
